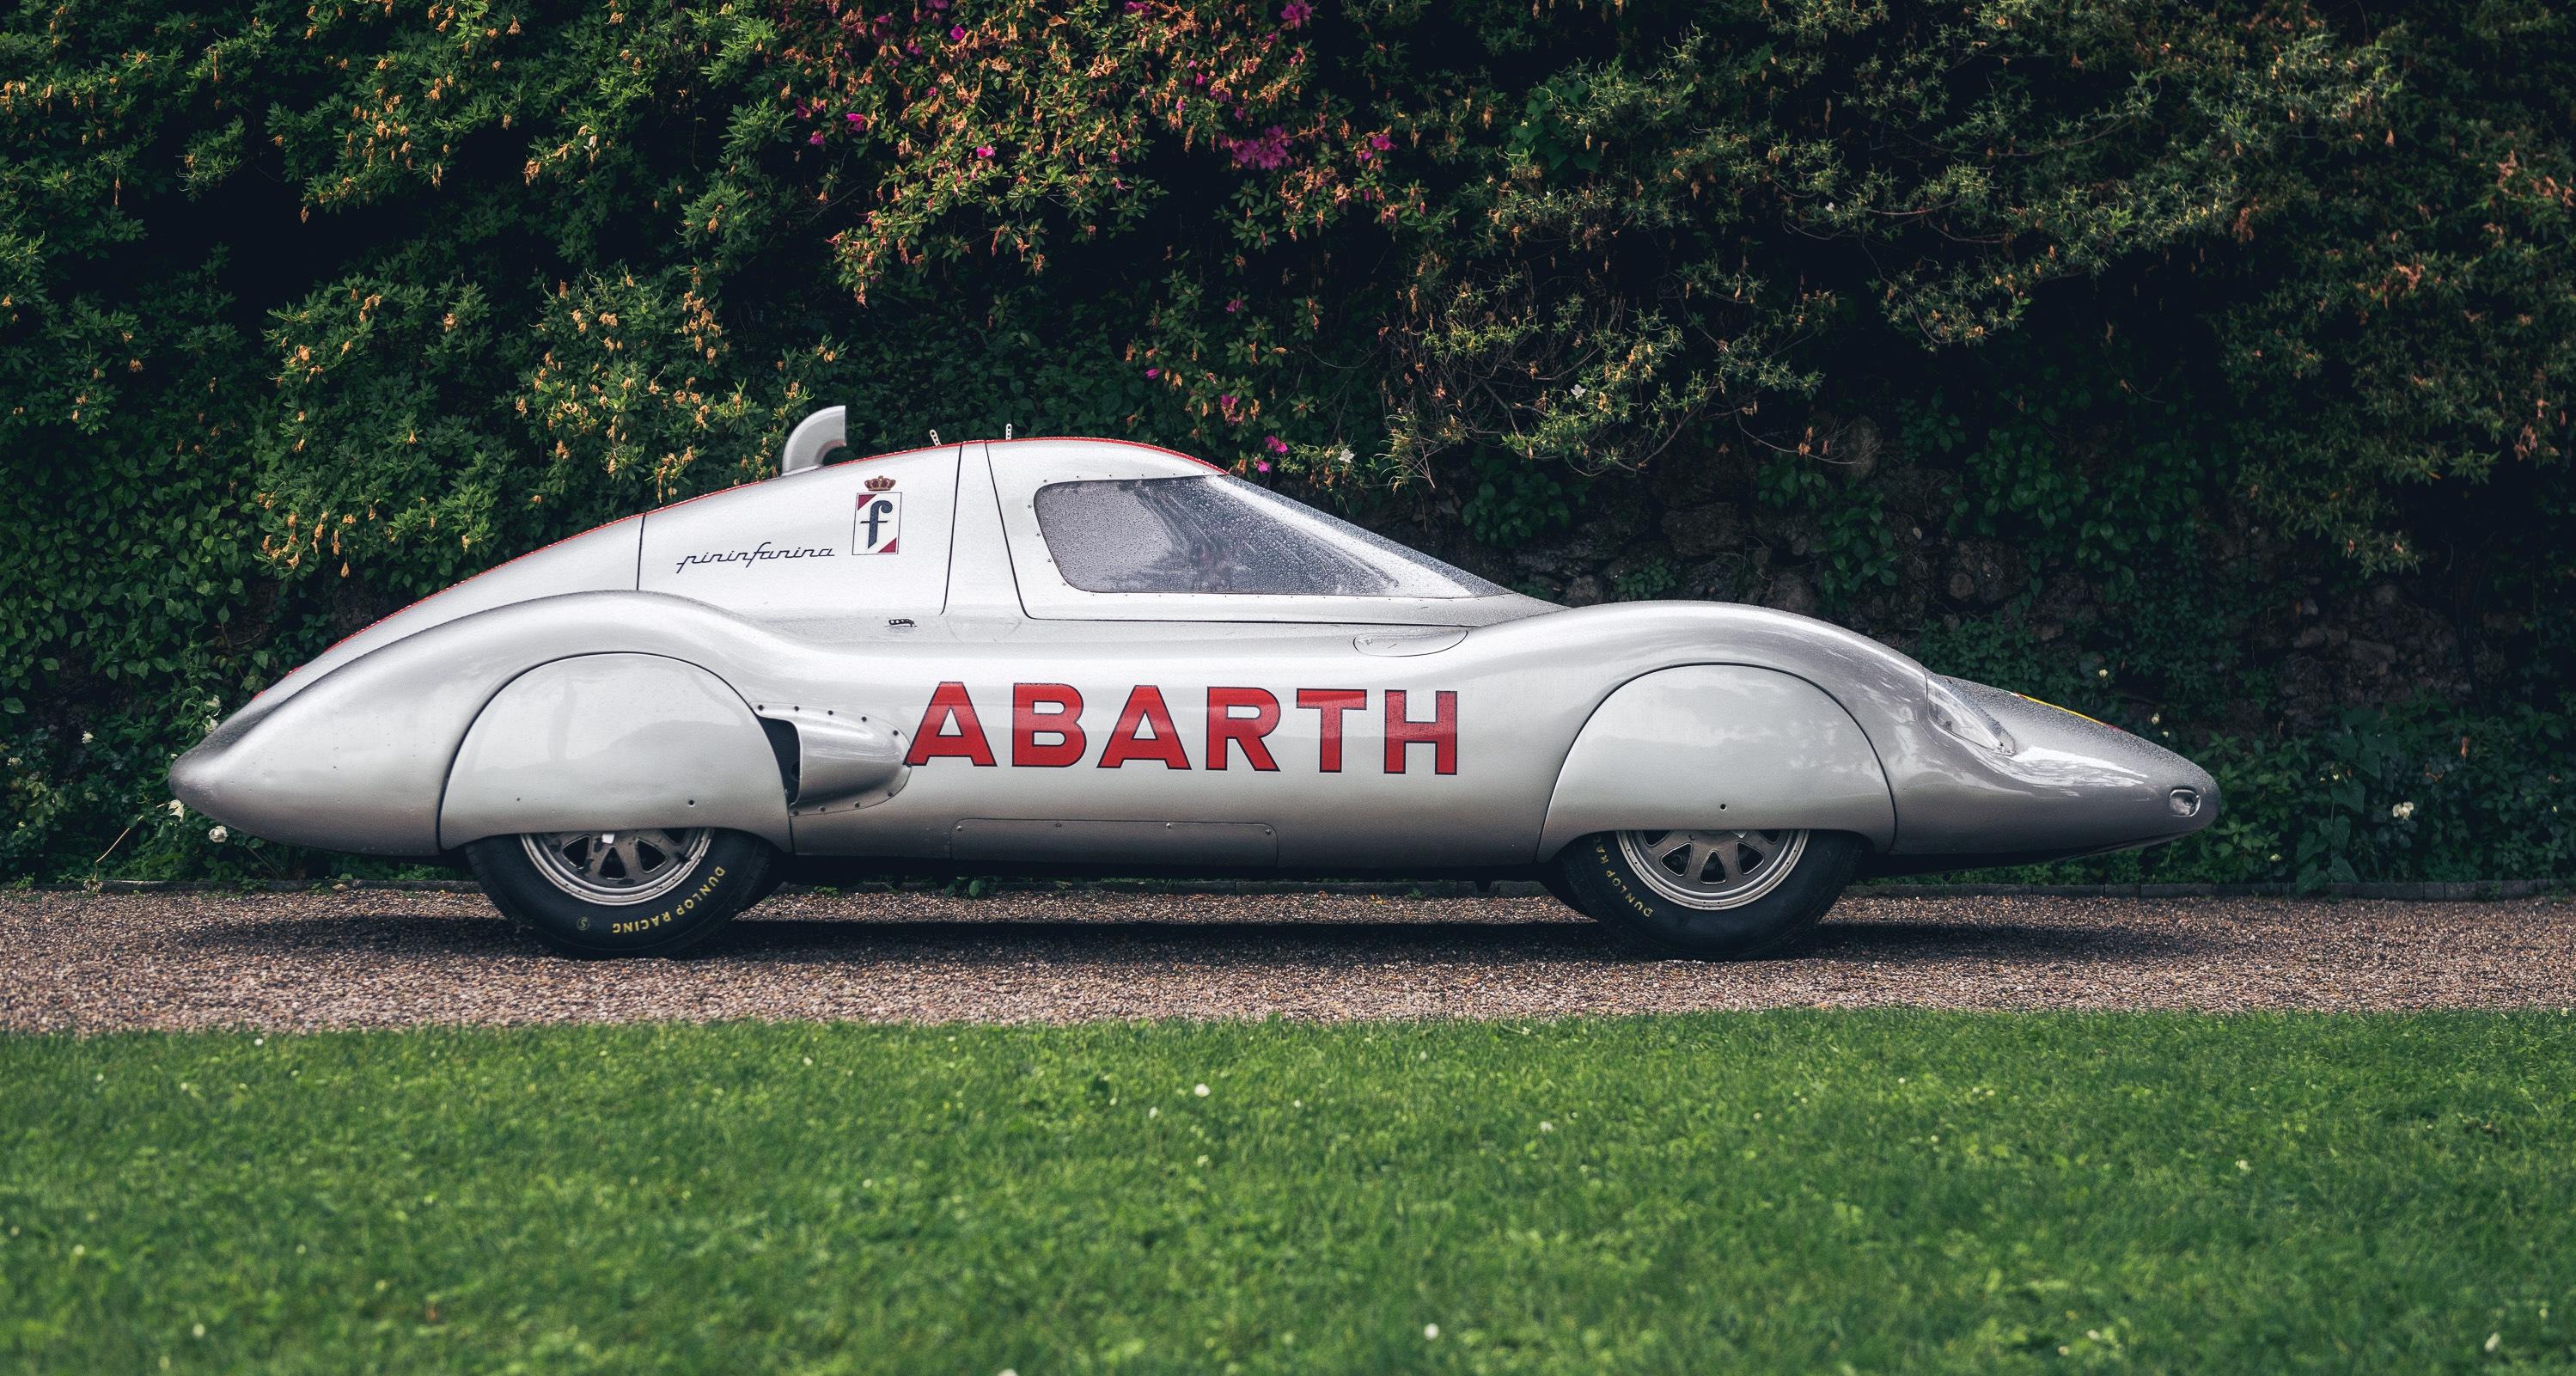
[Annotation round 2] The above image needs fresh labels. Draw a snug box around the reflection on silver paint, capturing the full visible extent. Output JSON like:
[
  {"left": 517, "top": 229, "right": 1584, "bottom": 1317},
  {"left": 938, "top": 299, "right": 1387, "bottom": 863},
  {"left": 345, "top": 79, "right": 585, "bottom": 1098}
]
[
  {"left": 240, "top": 516, "right": 643, "bottom": 721},
  {"left": 950, "top": 818, "right": 1278, "bottom": 865},
  {"left": 1538, "top": 666, "right": 1896, "bottom": 853},
  {"left": 439, "top": 655, "right": 791, "bottom": 849},
  {"left": 169, "top": 428, "right": 2222, "bottom": 874}
]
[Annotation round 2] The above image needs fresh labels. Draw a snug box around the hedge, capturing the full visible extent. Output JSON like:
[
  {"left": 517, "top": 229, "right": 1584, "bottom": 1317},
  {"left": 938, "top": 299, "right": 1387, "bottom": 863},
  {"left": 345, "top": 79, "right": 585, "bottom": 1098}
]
[{"left": 2, "top": 0, "right": 2568, "bottom": 884}]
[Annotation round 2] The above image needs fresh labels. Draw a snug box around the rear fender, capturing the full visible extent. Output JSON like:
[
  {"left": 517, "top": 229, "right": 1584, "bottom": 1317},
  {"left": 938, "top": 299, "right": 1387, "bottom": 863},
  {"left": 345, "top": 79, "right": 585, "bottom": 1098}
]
[
  {"left": 438, "top": 654, "right": 793, "bottom": 849},
  {"left": 1535, "top": 665, "right": 1896, "bottom": 859}
]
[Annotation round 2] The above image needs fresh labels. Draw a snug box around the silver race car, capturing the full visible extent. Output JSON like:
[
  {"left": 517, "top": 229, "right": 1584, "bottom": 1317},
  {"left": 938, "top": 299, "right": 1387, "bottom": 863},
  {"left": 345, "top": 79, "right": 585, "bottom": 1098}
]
[{"left": 172, "top": 408, "right": 2219, "bottom": 957}]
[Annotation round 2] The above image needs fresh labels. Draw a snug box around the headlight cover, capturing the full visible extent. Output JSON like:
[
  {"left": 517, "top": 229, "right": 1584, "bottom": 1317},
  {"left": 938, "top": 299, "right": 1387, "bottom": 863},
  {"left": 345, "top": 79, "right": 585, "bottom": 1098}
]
[{"left": 1926, "top": 676, "right": 2017, "bottom": 755}]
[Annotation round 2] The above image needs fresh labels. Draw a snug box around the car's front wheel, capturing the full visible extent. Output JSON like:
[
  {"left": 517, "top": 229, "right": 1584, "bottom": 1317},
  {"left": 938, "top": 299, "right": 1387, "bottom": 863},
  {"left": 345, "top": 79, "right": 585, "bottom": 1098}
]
[
  {"left": 1552, "top": 828, "right": 1861, "bottom": 959},
  {"left": 464, "top": 827, "right": 774, "bottom": 957}
]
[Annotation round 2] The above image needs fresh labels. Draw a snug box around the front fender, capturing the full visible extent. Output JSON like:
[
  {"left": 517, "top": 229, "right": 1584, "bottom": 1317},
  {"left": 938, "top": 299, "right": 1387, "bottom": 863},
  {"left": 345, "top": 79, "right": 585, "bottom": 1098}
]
[
  {"left": 437, "top": 654, "right": 793, "bottom": 849},
  {"left": 1535, "top": 664, "right": 1897, "bottom": 859}
]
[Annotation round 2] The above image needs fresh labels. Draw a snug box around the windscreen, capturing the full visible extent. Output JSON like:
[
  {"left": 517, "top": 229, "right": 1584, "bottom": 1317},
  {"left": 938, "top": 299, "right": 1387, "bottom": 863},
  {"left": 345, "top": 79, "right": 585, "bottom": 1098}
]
[{"left": 1033, "top": 475, "right": 1505, "bottom": 598}]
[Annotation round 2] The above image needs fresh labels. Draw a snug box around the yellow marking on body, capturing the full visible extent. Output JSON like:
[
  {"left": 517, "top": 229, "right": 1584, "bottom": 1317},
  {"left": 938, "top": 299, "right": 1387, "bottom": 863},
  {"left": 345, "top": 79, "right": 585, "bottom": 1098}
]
[{"left": 2014, "top": 693, "right": 2108, "bottom": 727}]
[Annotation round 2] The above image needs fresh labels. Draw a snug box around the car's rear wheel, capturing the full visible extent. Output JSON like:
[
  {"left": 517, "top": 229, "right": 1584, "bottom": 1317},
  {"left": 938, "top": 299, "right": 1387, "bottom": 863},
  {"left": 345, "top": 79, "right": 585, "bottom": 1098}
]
[
  {"left": 1552, "top": 828, "right": 1860, "bottom": 958},
  {"left": 464, "top": 827, "right": 774, "bottom": 957}
]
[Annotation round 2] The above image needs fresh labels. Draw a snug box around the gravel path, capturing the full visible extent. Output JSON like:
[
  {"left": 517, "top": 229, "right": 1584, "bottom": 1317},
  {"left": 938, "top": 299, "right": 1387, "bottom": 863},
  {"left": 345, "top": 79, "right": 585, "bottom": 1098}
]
[{"left": 3, "top": 888, "right": 2571, "bottom": 1032}]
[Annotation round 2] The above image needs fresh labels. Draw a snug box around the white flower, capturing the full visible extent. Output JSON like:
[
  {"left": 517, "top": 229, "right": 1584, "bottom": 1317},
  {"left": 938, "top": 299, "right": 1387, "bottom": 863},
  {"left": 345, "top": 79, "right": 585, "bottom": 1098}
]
[
  {"left": 2268, "top": 853, "right": 2282, "bottom": 862},
  {"left": 80, "top": 731, "right": 94, "bottom": 744},
  {"left": 1570, "top": 384, "right": 1587, "bottom": 398},
  {"left": 1424, "top": 1324, "right": 1440, "bottom": 1340},
  {"left": 1336, "top": 445, "right": 1354, "bottom": 463},
  {"left": 2148, "top": 713, "right": 2161, "bottom": 726},
  {"left": 2391, "top": 801, "right": 2416, "bottom": 822},
  {"left": 166, "top": 799, "right": 186, "bottom": 818},
  {"left": 2096, "top": 668, "right": 2111, "bottom": 679},
  {"left": 1193, "top": 1083, "right": 1210, "bottom": 1098},
  {"left": 207, "top": 826, "right": 229, "bottom": 843}
]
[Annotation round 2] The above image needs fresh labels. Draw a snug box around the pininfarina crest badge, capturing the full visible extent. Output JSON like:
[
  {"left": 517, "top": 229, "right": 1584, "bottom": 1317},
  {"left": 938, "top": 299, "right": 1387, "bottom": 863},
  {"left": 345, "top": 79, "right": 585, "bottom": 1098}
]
[{"left": 854, "top": 475, "right": 901, "bottom": 554}]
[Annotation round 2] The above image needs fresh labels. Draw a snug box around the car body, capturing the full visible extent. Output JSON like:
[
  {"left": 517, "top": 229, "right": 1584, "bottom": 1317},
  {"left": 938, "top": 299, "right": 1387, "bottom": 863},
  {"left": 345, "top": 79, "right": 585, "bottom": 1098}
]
[{"left": 171, "top": 411, "right": 2219, "bottom": 956}]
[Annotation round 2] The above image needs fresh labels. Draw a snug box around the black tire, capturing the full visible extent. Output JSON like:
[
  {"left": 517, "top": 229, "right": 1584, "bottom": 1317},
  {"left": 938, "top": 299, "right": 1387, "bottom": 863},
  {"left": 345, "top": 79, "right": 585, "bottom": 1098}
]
[
  {"left": 741, "top": 857, "right": 793, "bottom": 911},
  {"left": 1551, "top": 829, "right": 1862, "bottom": 959},
  {"left": 464, "top": 828, "right": 775, "bottom": 958}
]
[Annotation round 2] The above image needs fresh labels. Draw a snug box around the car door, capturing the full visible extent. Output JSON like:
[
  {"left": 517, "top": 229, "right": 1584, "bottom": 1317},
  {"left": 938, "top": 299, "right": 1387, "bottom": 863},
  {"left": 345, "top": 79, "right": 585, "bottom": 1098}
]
[{"left": 904, "top": 439, "right": 1549, "bottom": 868}]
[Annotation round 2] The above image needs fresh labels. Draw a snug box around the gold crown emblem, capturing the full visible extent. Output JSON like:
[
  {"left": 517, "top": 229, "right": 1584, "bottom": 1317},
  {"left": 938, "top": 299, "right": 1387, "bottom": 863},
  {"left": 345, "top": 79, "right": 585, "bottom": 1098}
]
[{"left": 863, "top": 474, "right": 897, "bottom": 492}]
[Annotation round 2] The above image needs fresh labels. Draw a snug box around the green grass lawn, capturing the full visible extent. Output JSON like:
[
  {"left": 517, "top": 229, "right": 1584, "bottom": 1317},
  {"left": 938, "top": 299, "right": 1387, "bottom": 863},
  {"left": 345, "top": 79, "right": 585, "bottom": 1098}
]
[{"left": 3, "top": 1013, "right": 2573, "bottom": 1373}]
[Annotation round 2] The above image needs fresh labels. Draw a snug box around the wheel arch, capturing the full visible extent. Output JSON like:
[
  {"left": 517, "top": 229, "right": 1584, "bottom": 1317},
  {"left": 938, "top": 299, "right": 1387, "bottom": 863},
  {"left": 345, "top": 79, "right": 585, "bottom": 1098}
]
[
  {"left": 437, "top": 652, "right": 794, "bottom": 850},
  {"left": 1534, "top": 664, "right": 1897, "bottom": 860}
]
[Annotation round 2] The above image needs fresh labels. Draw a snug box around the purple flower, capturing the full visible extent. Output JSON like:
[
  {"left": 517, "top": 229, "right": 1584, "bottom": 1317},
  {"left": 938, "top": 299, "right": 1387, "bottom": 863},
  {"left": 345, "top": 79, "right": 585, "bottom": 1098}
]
[
  {"left": 1124, "top": 1, "right": 1147, "bottom": 11},
  {"left": 1225, "top": 297, "right": 1243, "bottom": 314},
  {"left": 1225, "top": 125, "right": 1292, "bottom": 170},
  {"left": 1264, "top": 435, "right": 1289, "bottom": 455},
  {"left": 1219, "top": 394, "right": 1236, "bottom": 407},
  {"left": 948, "top": 24, "right": 964, "bottom": 40},
  {"left": 809, "top": 132, "right": 825, "bottom": 144},
  {"left": 1145, "top": 367, "right": 1161, "bottom": 378},
  {"left": 1370, "top": 132, "right": 1394, "bottom": 150},
  {"left": 1280, "top": 1, "right": 1312, "bottom": 28}
]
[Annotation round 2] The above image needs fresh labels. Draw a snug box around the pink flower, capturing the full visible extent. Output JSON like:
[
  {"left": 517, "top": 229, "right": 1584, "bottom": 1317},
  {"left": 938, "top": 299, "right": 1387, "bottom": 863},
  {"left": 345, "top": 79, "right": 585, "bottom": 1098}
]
[
  {"left": 1124, "top": 1, "right": 1147, "bottom": 11},
  {"left": 1224, "top": 125, "right": 1291, "bottom": 170},
  {"left": 809, "top": 132, "right": 825, "bottom": 145},
  {"left": 1264, "top": 435, "right": 1289, "bottom": 455},
  {"left": 1255, "top": 460, "right": 1273, "bottom": 473},
  {"left": 1219, "top": 394, "right": 1236, "bottom": 407},
  {"left": 1370, "top": 132, "right": 1394, "bottom": 150},
  {"left": 1225, "top": 297, "right": 1243, "bottom": 313},
  {"left": 948, "top": 24, "right": 964, "bottom": 40},
  {"left": 1145, "top": 367, "right": 1161, "bottom": 378},
  {"left": 974, "top": 144, "right": 995, "bottom": 158},
  {"left": 845, "top": 112, "right": 866, "bottom": 125},
  {"left": 1280, "top": 1, "right": 1313, "bottom": 28}
]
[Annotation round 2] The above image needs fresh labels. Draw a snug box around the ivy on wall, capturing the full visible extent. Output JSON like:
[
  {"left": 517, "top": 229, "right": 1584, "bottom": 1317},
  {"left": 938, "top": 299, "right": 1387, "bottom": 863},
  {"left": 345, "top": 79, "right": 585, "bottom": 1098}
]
[{"left": 2, "top": 0, "right": 2568, "bottom": 883}]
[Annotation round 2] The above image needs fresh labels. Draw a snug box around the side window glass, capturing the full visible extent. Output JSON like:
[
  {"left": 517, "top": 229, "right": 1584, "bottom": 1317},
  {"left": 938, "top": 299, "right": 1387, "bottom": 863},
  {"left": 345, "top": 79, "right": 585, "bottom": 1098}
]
[{"left": 1032, "top": 477, "right": 1501, "bottom": 598}]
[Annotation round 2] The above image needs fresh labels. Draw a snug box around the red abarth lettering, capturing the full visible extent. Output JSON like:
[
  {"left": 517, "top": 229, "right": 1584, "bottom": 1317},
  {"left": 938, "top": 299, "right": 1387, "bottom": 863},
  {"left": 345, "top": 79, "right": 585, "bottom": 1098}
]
[
  {"left": 1012, "top": 683, "right": 1086, "bottom": 767},
  {"left": 905, "top": 681, "right": 997, "bottom": 766},
  {"left": 1384, "top": 689, "right": 1458, "bottom": 775},
  {"left": 1205, "top": 687, "right": 1281, "bottom": 772},
  {"left": 1098, "top": 686, "right": 1192, "bottom": 769},
  {"left": 1295, "top": 688, "right": 1368, "bottom": 773},
  {"left": 904, "top": 683, "right": 1462, "bottom": 774}
]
